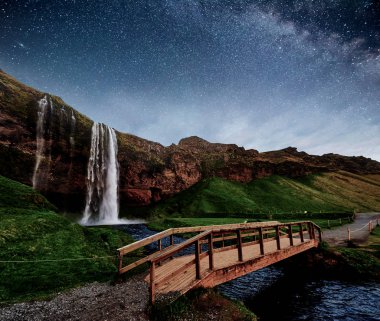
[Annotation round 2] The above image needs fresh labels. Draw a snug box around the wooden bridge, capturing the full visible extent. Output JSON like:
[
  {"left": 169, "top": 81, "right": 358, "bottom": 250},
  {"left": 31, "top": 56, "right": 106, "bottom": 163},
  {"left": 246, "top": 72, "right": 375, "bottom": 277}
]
[{"left": 117, "top": 221, "right": 322, "bottom": 304}]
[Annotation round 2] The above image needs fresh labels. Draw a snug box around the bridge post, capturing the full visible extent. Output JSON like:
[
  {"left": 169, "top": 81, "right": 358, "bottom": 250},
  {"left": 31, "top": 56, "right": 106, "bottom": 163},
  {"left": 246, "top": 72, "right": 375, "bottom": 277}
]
[
  {"left": 208, "top": 233, "right": 214, "bottom": 270},
  {"left": 299, "top": 223, "right": 304, "bottom": 242},
  {"left": 307, "top": 222, "right": 314, "bottom": 240},
  {"left": 150, "top": 261, "right": 156, "bottom": 305},
  {"left": 288, "top": 224, "right": 293, "bottom": 246},
  {"left": 317, "top": 227, "right": 322, "bottom": 242},
  {"left": 275, "top": 226, "right": 281, "bottom": 250},
  {"left": 170, "top": 235, "right": 174, "bottom": 246},
  {"left": 158, "top": 239, "right": 162, "bottom": 251},
  {"left": 258, "top": 227, "right": 264, "bottom": 255},
  {"left": 195, "top": 240, "right": 201, "bottom": 279},
  {"left": 237, "top": 230, "right": 243, "bottom": 261},
  {"left": 117, "top": 252, "right": 123, "bottom": 274}
]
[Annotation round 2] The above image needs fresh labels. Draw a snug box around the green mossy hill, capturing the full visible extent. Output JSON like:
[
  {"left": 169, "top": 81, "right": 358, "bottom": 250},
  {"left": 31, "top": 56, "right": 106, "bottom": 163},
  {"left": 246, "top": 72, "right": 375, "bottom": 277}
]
[
  {"left": 0, "top": 175, "right": 134, "bottom": 303},
  {"left": 151, "top": 171, "right": 380, "bottom": 217},
  {"left": 0, "top": 175, "right": 55, "bottom": 211}
]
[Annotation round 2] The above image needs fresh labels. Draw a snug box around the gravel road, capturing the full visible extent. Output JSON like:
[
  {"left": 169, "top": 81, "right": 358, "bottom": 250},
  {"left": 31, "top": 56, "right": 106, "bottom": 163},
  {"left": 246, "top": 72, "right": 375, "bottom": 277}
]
[
  {"left": 322, "top": 212, "right": 380, "bottom": 245},
  {"left": 0, "top": 275, "right": 150, "bottom": 321}
]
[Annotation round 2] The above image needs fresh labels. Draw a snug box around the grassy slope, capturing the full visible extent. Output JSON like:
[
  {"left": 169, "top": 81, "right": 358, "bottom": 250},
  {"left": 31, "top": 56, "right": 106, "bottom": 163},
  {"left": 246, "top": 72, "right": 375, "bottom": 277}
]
[
  {"left": 151, "top": 171, "right": 380, "bottom": 217},
  {"left": 0, "top": 176, "right": 134, "bottom": 303}
]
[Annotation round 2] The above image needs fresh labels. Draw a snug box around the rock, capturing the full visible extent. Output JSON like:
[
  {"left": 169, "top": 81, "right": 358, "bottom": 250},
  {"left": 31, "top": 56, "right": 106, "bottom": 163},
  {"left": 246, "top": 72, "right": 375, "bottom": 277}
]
[{"left": 1, "top": 69, "right": 380, "bottom": 211}]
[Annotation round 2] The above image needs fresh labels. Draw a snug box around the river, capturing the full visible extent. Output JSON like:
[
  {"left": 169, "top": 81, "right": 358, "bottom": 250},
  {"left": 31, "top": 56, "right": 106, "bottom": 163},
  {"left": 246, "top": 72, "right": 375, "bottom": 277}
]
[{"left": 119, "top": 224, "right": 380, "bottom": 321}]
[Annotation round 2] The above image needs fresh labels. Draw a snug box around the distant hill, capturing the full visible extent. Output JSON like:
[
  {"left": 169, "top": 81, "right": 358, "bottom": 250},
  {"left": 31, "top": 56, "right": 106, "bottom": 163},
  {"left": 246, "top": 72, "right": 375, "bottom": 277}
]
[
  {"left": 1, "top": 69, "right": 380, "bottom": 212},
  {"left": 150, "top": 172, "right": 380, "bottom": 216}
]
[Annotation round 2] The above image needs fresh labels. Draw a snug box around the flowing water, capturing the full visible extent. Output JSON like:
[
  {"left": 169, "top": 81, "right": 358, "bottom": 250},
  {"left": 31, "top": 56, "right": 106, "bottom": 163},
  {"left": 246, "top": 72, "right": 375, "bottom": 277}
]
[
  {"left": 81, "top": 123, "right": 143, "bottom": 225},
  {"left": 81, "top": 123, "right": 120, "bottom": 225},
  {"left": 120, "top": 224, "right": 380, "bottom": 321},
  {"left": 32, "top": 96, "right": 50, "bottom": 189}
]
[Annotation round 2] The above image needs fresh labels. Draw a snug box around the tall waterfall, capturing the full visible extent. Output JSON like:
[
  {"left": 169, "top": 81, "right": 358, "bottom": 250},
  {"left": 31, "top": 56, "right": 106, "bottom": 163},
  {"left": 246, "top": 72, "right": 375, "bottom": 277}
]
[
  {"left": 32, "top": 96, "right": 50, "bottom": 189},
  {"left": 81, "top": 122, "right": 120, "bottom": 225}
]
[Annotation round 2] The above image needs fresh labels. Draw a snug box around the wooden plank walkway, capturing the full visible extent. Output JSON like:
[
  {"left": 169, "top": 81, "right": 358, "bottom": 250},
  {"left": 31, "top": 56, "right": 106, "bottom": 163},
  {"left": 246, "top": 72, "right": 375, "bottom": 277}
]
[{"left": 117, "top": 221, "right": 321, "bottom": 304}]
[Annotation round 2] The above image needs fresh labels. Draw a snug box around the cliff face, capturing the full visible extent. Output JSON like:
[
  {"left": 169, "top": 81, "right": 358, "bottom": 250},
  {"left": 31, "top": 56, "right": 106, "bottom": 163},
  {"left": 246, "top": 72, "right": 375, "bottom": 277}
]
[{"left": 1, "top": 69, "right": 380, "bottom": 210}]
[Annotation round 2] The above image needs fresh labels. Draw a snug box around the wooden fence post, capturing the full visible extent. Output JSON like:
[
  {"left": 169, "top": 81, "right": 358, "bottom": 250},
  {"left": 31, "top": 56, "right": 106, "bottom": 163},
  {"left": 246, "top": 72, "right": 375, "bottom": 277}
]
[
  {"left": 347, "top": 227, "right": 351, "bottom": 241},
  {"left": 208, "top": 233, "right": 214, "bottom": 270},
  {"left": 237, "top": 230, "right": 243, "bottom": 261},
  {"left": 117, "top": 252, "right": 123, "bottom": 274},
  {"left": 288, "top": 224, "right": 293, "bottom": 246},
  {"left": 195, "top": 240, "right": 201, "bottom": 279},
  {"left": 259, "top": 227, "right": 264, "bottom": 255},
  {"left": 158, "top": 239, "right": 162, "bottom": 251},
  {"left": 299, "top": 223, "right": 304, "bottom": 242},
  {"left": 308, "top": 222, "right": 315, "bottom": 240},
  {"left": 170, "top": 235, "right": 174, "bottom": 246},
  {"left": 275, "top": 226, "right": 281, "bottom": 250}
]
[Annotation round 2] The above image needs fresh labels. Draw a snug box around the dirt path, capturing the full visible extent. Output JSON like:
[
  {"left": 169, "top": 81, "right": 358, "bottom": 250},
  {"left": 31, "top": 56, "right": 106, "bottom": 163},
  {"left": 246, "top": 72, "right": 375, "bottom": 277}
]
[
  {"left": 322, "top": 212, "right": 380, "bottom": 246},
  {"left": 0, "top": 275, "right": 150, "bottom": 321}
]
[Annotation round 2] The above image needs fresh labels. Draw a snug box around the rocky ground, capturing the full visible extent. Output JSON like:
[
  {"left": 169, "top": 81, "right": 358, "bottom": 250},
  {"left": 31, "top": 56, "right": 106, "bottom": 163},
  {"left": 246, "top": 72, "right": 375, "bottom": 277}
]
[
  {"left": 0, "top": 275, "right": 254, "bottom": 321},
  {"left": 0, "top": 275, "right": 150, "bottom": 321}
]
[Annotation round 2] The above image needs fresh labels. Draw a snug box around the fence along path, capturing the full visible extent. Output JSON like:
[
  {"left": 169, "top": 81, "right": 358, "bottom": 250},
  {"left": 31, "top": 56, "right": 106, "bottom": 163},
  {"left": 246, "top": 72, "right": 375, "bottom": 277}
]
[{"left": 117, "top": 221, "right": 322, "bottom": 304}]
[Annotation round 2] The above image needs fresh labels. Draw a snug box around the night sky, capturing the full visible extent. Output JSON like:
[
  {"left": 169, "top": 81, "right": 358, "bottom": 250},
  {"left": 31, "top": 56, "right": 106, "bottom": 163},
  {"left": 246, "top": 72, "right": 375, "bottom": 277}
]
[{"left": 1, "top": 0, "right": 380, "bottom": 160}]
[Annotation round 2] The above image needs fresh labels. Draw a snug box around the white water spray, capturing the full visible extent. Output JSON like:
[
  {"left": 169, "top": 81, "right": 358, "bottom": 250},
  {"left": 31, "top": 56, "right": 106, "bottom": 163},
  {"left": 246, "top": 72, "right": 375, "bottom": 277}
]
[
  {"left": 32, "top": 96, "right": 49, "bottom": 189},
  {"left": 81, "top": 123, "right": 122, "bottom": 225}
]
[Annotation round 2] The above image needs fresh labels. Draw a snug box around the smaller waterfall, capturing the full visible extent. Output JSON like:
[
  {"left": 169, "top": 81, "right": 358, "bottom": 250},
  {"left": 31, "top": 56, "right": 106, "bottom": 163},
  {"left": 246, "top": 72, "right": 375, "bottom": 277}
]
[
  {"left": 32, "top": 96, "right": 49, "bottom": 189},
  {"left": 81, "top": 123, "right": 120, "bottom": 225},
  {"left": 69, "top": 110, "right": 76, "bottom": 151}
]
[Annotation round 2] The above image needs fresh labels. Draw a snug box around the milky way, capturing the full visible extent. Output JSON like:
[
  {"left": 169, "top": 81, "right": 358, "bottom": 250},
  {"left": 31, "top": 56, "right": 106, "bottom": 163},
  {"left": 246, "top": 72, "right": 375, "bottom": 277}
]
[{"left": 1, "top": 0, "right": 379, "bottom": 159}]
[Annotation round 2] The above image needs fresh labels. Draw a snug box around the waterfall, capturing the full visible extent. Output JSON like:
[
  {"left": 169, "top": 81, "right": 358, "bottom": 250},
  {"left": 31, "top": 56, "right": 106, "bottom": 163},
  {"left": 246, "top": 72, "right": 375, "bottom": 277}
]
[
  {"left": 32, "top": 96, "right": 49, "bottom": 189},
  {"left": 81, "top": 122, "right": 120, "bottom": 225},
  {"left": 69, "top": 110, "right": 76, "bottom": 150}
]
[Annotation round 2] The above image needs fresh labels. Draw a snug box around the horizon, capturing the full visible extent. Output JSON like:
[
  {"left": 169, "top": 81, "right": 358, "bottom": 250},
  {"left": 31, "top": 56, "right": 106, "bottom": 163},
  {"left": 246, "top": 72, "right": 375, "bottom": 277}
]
[{"left": 1, "top": 1, "right": 379, "bottom": 161}]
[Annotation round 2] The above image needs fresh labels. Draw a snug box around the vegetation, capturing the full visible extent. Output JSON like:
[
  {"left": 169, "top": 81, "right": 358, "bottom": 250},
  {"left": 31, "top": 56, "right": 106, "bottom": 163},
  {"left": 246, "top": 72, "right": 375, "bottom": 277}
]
[
  {"left": 337, "top": 225, "right": 380, "bottom": 278},
  {"left": 151, "top": 288, "right": 256, "bottom": 321},
  {"left": 0, "top": 175, "right": 134, "bottom": 304},
  {"left": 150, "top": 172, "right": 380, "bottom": 219}
]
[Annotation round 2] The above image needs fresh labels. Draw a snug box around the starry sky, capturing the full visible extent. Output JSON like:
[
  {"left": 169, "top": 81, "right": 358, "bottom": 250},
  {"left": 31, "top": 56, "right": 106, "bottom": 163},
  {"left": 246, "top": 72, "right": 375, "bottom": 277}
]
[{"left": 1, "top": 0, "right": 380, "bottom": 160}]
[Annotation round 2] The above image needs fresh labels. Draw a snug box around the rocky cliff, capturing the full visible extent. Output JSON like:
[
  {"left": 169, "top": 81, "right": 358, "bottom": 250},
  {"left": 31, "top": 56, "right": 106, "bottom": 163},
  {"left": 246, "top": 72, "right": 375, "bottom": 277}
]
[{"left": 1, "top": 69, "right": 380, "bottom": 211}]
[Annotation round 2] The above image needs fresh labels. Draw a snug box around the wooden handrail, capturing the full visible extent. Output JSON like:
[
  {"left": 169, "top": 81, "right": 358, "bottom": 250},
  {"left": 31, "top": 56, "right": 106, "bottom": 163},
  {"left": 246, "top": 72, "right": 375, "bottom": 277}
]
[
  {"left": 152, "top": 230, "right": 212, "bottom": 264},
  {"left": 117, "top": 220, "right": 322, "bottom": 276},
  {"left": 122, "top": 220, "right": 323, "bottom": 304}
]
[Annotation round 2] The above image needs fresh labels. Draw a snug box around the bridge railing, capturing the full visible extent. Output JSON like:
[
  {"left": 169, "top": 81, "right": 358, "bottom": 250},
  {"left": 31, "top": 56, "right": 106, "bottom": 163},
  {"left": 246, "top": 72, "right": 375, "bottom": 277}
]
[
  {"left": 117, "top": 221, "right": 322, "bottom": 304},
  {"left": 117, "top": 221, "right": 280, "bottom": 274}
]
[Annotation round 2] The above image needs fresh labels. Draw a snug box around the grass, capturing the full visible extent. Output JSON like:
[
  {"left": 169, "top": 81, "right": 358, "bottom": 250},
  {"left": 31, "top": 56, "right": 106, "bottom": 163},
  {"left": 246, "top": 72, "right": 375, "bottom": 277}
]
[
  {"left": 151, "top": 288, "right": 256, "bottom": 321},
  {"left": 0, "top": 176, "right": 135, "bottom": 304},
  {"left": 148, "top": 216, "right": 354, "bottom": 233},
  {"left": 150, "top": 172, "right": 380, "bottom": 219},
  {"left": 320, "top": 225, "right": 380, "bottom": 280}
]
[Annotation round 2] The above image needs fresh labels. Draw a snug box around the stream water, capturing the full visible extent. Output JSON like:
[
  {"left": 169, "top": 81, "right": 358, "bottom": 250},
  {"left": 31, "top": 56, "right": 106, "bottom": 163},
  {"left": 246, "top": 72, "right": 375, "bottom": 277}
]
[{"left": 119, "top": 224, "right": 379, "bottom": 321}]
